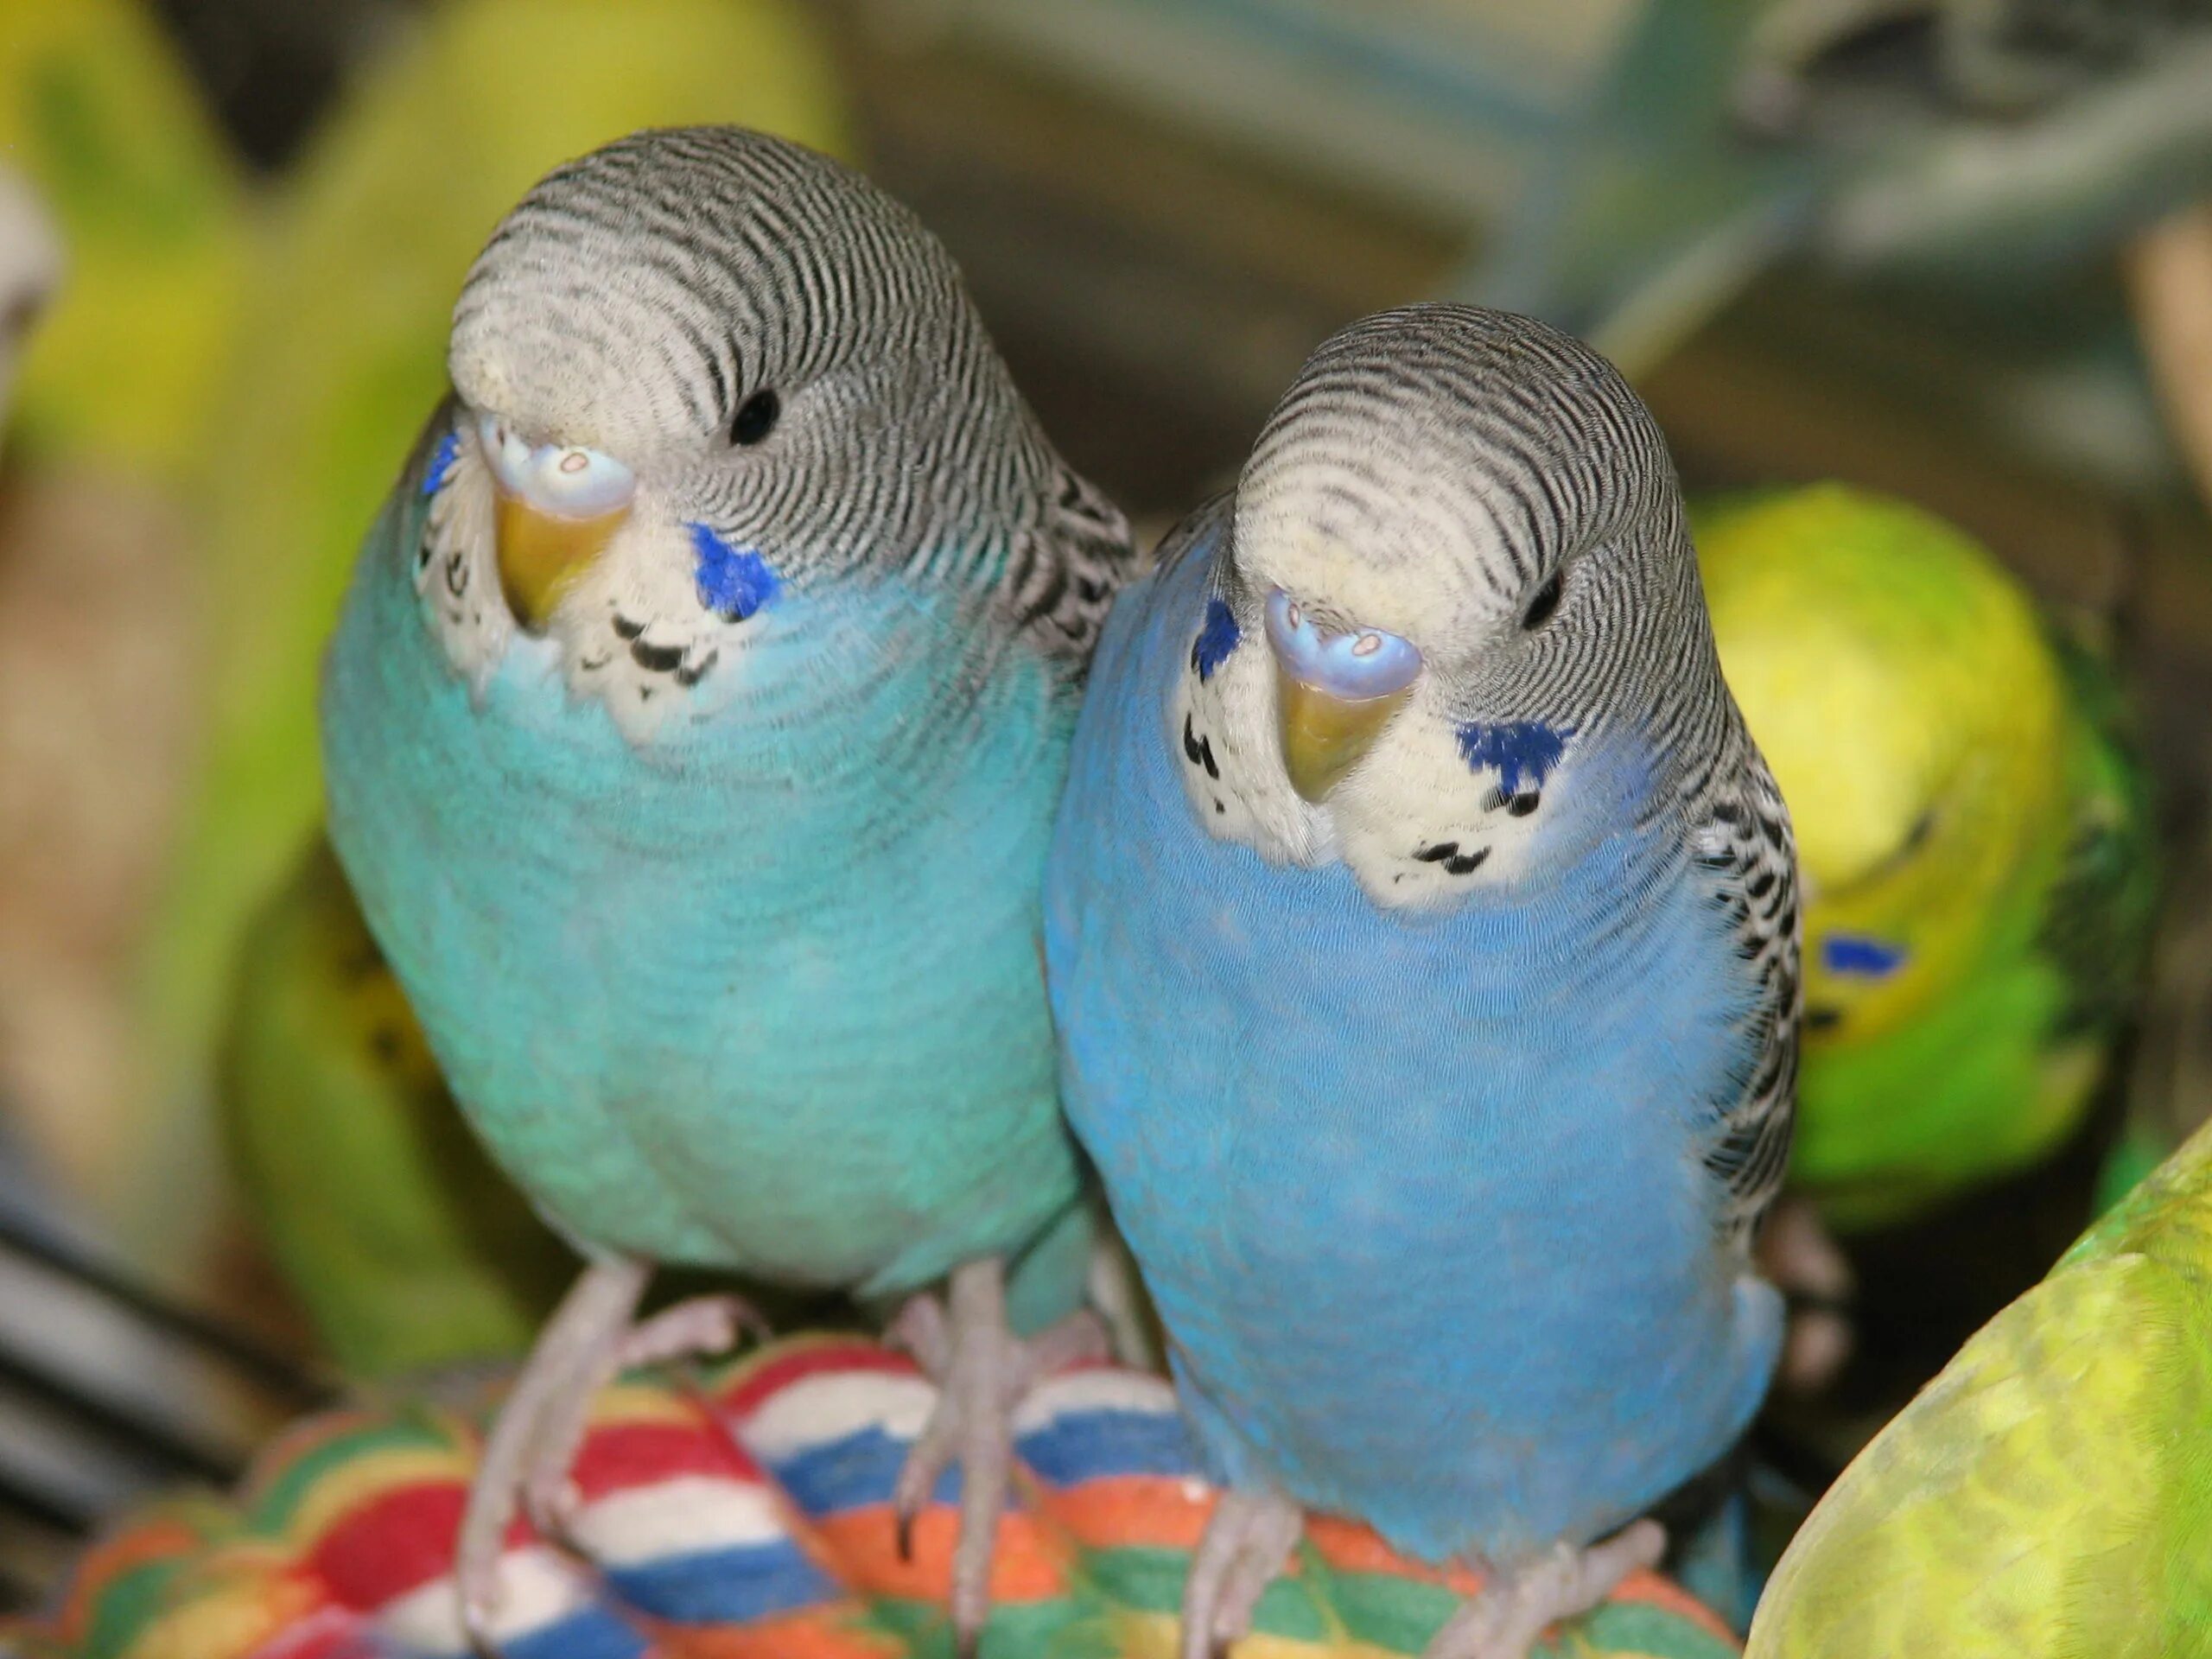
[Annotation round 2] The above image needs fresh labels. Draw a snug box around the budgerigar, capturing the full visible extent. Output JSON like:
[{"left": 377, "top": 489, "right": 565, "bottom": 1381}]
[
  {"left": 1046, "top": 304, "right": 1799, "bottom": 1659},
  {"left": 1745, "top": 1114, "right": 2212, "bottom": 1657},
  {"left": 319, "top": 128, "right": 1132, "bottom": 1649},
  {"left": 220, "top": 839, "right": 572, "bottom": 1379},
  {"left": 1696, "top": 485, "right": 2158, "bottom": 1234}
]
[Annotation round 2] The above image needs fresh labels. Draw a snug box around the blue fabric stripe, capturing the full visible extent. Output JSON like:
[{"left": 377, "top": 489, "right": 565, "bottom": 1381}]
[
  {"left": 764, "top": 1425, "right": 959, "bottom": 1515},
  {"left": 496, "top": 1607, "right": 649, "bottom": 1659},
  {"left": 1017, "top": 1408, "right": 1198, "bottom": 1484},
  {"left": 604, "top": 1540, "right": 837, "bottom": 1625}
]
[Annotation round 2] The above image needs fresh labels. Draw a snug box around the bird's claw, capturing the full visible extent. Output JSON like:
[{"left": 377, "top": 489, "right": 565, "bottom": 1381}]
[
  {"left": 887, "top": 1290, "right": 954, "bottom": 1377},
  {"left": 453, "top": 1267, "right": 759, "bottom": 1656},
  {"left": 614, "top": 1293, "right": 768, "bottom": 1371},
  {"left": 888, "top": 1262, "right": 1110, "bottom": 1650},
  {"left": 1180, "top": 1489, "right": 1303, "bottom": 1659},
  {"left": 1421, "top": 1521, "right": 1667, "bottom": 1659}
]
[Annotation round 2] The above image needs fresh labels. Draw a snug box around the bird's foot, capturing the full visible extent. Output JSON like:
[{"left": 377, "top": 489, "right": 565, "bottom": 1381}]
[
  {"left": 1758, "top": 1194, "right": 1856, "bottom": 1393},
  {"left": 612, "top": 1292, "right": 767, "bottom": 1370},
  {"left": 1179, "top": 1488, "right": 1304, "bottom": 1659},
  {"left": 455, "top": 1262, "right": 758, "bottom": 1656},
  {"left": 1422, "top": 1522, "right": 1666, "bottom": 1659},
  {"left": 889, "top": 1257, "right": 1109, "bottom": 1656},
  {"left": 514, "top": 1292, "right": 766, "bottom": 1536}
]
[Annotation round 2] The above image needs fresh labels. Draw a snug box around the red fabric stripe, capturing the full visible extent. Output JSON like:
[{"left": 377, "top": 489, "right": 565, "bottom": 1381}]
[
  {"left": 307, "top": 1483, "right": 469, "bottom": 1608},
  {"left": 569, "top": 1421, "right": 763, "bottom": 1498}
]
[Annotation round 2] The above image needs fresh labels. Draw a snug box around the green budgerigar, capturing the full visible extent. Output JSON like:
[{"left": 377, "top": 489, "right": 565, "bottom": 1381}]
[
  {"left": 1696, "top": 484, "right": 2157, "bottom": 1232},
  {"left": 220, "top": 839, "right": 571, "bottom": 1380},
  {"left": 1746, "top": 1112, "right": 2212, "bottom": 1656}
]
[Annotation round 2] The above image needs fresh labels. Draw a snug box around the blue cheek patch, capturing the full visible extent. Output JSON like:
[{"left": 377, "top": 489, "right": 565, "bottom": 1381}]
[
  {"left": 422, "top": 429, "right": 460, "bottom": 496},
  {"left": 689, "top": 522, "right": 779, "bottom": 621},
  {"left": 1821, "top": 934, "right": 1908, "bottom": 978},
  {"left": 1455, "top": 721, "right": 1571, "bottom": 796},
  {"left": 1191, "top": 597, "right": 1240, "bottom": 682}
]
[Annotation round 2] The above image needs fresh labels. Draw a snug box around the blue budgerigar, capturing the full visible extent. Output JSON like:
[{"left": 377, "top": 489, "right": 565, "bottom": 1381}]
[
  {"left": 1046, "top": 306, "right": 1799, "bottom": 1659},
  {"left": 319, "top": 129, "right": 1132, "bottom": 1649}
]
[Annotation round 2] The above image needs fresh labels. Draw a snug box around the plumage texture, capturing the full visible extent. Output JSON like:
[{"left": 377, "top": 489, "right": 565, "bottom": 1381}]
[
  {"left": 1696, "top": 485, "right": 2158, "bottom": 1230},
  {"left": 219, "top": 839, "right": 571, "bottom": 1378},
  {"left": 321, "top": 129, "right": 1129, "bottom": 1322},
  {"left": 127, "top": 0, "right": 855, "bottom": 1276},
  {"left": 1046, "top": 304, "right": 1794, "bottom": 1566},
  {"left": 1746, "top": 1115, "right": 2212, "bottom": 1657}
]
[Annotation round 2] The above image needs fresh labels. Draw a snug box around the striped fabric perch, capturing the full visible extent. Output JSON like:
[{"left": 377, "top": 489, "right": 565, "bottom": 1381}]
[{"left": 9, "top": 1337, "right": 1738, "bottom": 1659}]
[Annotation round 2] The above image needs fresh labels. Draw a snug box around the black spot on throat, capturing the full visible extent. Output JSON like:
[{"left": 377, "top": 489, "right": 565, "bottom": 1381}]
[
  {"left": 1182, "top": 713, "right": 1220, "bottom": 779},
  {"left": 1415, "top": 842, "right": 1491, "bottom": 875},
  {"left": 630, "top": 638, "right": 684, "bottom": 673}
]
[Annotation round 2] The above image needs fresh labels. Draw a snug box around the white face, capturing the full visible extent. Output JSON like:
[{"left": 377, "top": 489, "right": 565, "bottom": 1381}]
[
  {"left": 1170, "top": 302, "right": 1698, "bottom": 910},
  {"left": 1170, "top": 502, "right": 1599, "bottom": 913}
]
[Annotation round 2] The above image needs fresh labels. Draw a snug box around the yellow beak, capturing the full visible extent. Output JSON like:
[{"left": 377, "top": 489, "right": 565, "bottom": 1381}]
[
  {"left": 494, "top": 492, "right": 630, "bottom": 632},
  {"left": 1274, "top": 666, "right": 1414, "bottom": 803}
]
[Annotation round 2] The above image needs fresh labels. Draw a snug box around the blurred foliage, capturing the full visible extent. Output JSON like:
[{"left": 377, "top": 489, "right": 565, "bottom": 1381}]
[{"left": 0, "top": 0, "right": 250, "bottom": 484}]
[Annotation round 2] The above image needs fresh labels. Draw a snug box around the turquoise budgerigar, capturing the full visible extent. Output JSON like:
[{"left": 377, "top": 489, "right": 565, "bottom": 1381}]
[
  {"left": 319, "top": 128, "right": 1132, "bottom": 1650},
  {"left": 1046, "top": 306, "right": 1799, "bottom": 1659}
]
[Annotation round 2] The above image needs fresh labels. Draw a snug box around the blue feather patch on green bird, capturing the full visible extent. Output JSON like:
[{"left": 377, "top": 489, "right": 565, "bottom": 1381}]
[{"left": 1820, "top": 934, "right": 1906, "bottom": 977}]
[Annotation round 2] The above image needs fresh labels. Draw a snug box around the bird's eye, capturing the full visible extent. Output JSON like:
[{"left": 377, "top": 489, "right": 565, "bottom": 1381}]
[
  {"left": 731, "top": 388, "right": 781, "bottom": 447},
  {"left": 1521, "top": 570, "right": 1563, "bottom": 631}
]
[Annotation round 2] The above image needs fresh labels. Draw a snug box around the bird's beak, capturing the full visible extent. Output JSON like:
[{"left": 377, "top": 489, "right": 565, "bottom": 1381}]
[
  {"left": 493, "top": 490, "right": 631, "bottom": 632},
  {"left": 475, "top": 411, "right": 636, "bottom": 632},
  {"left": 1274, "top": 666, "right": 1414, "bottom": 804}
]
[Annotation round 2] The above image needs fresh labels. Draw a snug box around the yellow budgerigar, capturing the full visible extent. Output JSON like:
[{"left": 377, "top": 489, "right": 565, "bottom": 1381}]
[
  {"left": 1698, "top": 484, "right": 2158, "bottom": 1232},
  {"left": 1746, "top": 1112, "right": 2212, "bottom": 1656}
]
